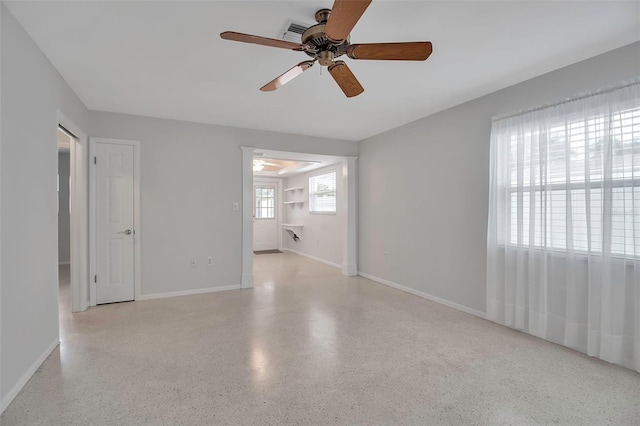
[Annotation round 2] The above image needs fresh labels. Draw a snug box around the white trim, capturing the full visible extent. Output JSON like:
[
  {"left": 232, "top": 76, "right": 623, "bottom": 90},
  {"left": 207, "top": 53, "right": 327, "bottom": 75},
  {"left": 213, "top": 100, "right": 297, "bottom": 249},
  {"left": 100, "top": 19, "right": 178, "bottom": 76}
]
[
  {"left": 58, "top": 261, "right": 70, "bottom": 266},
  {"left": 89, "top": 140, "right": 96, "bottom": 305},
  {"left": 283, "top": 248, "right": 342, "bottom": 270},
  {"left": 0, "top": 338, "right": 59, "bottom": 413},
  {"left": 342, "top": 157, "right": 357, "bottom": 276},
  {"left": 241, "top": 274, "right": 254, "bottom": 288},
  {"left": 89, "top": 138, "right": 142, "bottom": 305},
  {"left": 58, "top": 112, "right": 89, "bottom": 313},
  {"left": 358, "top": 272, "right": 487, "bottom": 319},
  {"left": 137, "top": 285, "right": 241, "bottom": 301},
  {"left": 240, "top": 146, "right": 255, "bottom": 289}
]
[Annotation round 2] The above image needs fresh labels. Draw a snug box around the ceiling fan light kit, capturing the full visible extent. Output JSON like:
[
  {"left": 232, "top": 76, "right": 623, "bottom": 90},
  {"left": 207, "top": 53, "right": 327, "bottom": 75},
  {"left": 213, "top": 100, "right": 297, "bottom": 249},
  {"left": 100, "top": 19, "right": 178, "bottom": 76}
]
[{"left": 220, "top": 0, "right": 432, "bottom": 98}]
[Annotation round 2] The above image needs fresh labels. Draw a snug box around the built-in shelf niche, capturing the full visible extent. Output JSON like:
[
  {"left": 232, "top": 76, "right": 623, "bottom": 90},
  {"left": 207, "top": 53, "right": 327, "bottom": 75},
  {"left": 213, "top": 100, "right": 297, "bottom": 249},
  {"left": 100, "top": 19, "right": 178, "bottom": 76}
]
[{"left": 284, "top": 186, "right": 304, "bottom": 207}]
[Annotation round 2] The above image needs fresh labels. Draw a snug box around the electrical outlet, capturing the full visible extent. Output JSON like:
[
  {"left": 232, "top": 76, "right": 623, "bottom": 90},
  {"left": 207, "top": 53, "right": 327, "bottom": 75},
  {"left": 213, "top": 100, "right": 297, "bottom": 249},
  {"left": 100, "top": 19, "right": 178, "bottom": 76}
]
[
  {"left": 232, "top": 202, "right": 239, "bottom": 211},
  {"left": 207, "top": 257, "right": 213, "bottom": 266},
  {"left": 190, "top": 259, "right": 197, "bottom": 268}
]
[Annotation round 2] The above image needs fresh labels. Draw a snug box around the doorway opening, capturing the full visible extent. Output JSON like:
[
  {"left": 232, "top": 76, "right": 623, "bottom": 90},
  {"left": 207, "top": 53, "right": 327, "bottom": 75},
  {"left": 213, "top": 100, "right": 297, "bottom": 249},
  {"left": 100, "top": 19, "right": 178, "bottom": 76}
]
[
  {"left": 57, "top": 126, "right": 74, "bottom": 317},
  {"left": 242, "top": 147, "right": 358, "bottom": 289},
  {"left": 57, "top": 112, "right": 90, "bottom": 315}
]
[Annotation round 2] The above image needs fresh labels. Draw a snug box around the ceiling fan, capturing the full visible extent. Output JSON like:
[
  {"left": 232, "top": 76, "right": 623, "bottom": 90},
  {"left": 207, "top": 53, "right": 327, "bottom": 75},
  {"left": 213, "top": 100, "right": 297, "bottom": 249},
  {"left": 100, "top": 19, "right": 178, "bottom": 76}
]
[{"left": 220, "top": 0, "right": 432, "bottom": 98}]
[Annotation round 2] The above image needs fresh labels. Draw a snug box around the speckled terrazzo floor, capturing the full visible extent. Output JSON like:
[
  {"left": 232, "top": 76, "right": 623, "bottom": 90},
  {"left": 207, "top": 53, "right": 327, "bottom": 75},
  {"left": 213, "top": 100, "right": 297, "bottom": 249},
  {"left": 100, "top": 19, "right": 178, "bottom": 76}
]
[{"left": 2, "top": 252, "right": 639, "bottom": 425}]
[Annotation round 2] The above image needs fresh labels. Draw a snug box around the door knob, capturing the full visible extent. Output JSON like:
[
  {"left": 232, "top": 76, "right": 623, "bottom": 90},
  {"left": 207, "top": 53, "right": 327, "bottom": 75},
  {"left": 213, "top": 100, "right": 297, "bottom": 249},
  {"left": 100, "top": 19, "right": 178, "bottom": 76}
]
[{"left": 119, "top": 229, "right": 132, "bottom": 235}]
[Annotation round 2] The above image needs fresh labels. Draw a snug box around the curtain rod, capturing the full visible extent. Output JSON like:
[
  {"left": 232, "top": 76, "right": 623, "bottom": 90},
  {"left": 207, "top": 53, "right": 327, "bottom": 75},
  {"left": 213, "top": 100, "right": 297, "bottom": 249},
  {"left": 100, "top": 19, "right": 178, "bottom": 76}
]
[{"left": 492, "top": 78, "right": 640, "bottom": 123}]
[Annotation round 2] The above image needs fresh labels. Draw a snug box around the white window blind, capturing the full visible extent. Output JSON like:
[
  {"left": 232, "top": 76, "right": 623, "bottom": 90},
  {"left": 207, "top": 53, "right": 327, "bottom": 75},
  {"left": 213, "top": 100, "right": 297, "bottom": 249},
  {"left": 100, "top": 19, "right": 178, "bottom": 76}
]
[
  {"left": 504, "top": 102, "right": 640, "bottom": 257},
  {"left": 309, "top": 171, "right": 336, "bottom": 214}
]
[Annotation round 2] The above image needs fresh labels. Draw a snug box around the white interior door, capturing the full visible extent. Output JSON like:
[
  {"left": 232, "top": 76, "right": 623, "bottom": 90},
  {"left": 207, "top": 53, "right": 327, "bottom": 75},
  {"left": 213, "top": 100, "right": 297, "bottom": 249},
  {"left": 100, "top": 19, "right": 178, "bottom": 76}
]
[
  {"left": 95, "top": 142, "right": 135, "bottom": 304},
  {"left": 253, "top": 183, "right": 278, "bottom": 251}
]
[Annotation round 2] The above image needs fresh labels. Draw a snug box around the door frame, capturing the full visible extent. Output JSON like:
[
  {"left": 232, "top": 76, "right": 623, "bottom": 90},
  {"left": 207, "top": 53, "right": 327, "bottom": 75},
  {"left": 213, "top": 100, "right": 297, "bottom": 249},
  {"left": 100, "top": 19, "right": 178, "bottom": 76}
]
[
  {"left": 240, "top": 147, "right": 358, "bottom": 289},
  {"left": 58, "top": 111, "right": 89, "bottom": 313},
  {"left": 89, "top": 138, "right": 141, "bottom": 305},
  {"left": 253, "top": 177, "right": 283, "bottom": 252}
]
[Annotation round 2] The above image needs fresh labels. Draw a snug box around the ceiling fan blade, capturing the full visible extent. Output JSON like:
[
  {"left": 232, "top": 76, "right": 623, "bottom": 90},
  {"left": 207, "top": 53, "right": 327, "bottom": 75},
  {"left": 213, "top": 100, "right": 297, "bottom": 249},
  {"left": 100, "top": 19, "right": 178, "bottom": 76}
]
[
  {"left": 260, "top": 61, "right": 315, "bottom": 92},
  {"left": 328, "top": 61, "right": 364, "bottom": 98},
  {"left": 220, "top": 31, "right": 306, "bottom": 51},
  {"left": 347, "top": 42, "right": 433, "bottom": 61},
  {"left": 324, "top": 0, "right": 372, "bottom": 43}
]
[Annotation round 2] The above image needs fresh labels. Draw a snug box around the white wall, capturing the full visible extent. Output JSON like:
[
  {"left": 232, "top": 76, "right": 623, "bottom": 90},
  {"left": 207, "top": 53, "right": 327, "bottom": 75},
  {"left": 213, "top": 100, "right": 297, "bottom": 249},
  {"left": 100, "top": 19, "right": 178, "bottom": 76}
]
[
  {"left": 88, "top": 112, "right": 357, "bottom": 297},
  {"left": 283, "top": 164, "right": 345, "bottom": 267},
  {"left": 358, "top": 42, "right": 640, "bottom": 314},
  {"left": 58, "top": 152, "right": 70, "bottom": 263},
  {"left": 1, "top": 4, "right": 89, "bottom": 410}
]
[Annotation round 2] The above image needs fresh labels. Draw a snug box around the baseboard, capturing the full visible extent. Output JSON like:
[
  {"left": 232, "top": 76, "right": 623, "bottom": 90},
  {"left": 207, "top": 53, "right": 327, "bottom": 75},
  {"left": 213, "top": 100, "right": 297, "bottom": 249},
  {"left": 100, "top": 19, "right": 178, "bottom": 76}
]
[
  {"left": 1, "top": 338, "right": 59, "bottom": 414},
  {"left": 358, "top": 272, "right": 487, "bottom": 320},
  {"left": 241, "top": 274, "right": 254, "bottom": 289},
  {"left": 58, "top": 261, "right": 70, "bottom": 265},
  {"left": 137, "top": 285, "right": 241, "bottom": 301},
  {"left": 283, "top": 248, "right": 342, "bottom": 269},
  {"left": 342, "top": 263, "right": 358, "bottom": 277}
]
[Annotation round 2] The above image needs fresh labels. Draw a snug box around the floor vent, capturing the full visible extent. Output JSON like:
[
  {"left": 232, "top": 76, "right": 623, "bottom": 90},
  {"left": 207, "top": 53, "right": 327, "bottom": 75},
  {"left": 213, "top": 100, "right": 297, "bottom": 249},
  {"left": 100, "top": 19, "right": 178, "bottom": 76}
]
[{"left": 281, "top": 21, "right": 312, "bottom": 43}]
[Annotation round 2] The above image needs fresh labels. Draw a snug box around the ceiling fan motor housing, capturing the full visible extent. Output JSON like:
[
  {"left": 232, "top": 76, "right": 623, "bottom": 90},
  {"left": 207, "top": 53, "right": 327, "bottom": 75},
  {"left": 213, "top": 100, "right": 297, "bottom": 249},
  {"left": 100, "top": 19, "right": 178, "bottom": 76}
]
[
  {"left": 317, "top": 51, "right": 334, "bottom": 66},
  {"left": 301, "top": 9, "right": 350, "bottom": 65}
]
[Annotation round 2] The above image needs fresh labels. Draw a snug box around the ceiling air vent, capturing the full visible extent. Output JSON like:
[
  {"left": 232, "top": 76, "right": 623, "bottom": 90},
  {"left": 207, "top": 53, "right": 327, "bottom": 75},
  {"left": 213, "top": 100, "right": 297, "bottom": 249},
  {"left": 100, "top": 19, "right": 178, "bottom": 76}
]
[{"left": 281, "top": 21, "right": 312, "bottom": 43}]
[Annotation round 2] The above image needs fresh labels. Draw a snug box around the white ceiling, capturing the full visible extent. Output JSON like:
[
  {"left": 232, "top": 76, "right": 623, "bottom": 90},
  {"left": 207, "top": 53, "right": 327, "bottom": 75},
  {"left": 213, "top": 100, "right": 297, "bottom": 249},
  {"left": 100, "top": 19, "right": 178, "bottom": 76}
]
[
  {"left": 253, "top": 149, "right": 341, "bottom": 177},
  {"left": 6, "top": 1, "right": 639, "bottom": 141},
  {"left": 253, "top": 158, "right": 322, "bottom": 177}
]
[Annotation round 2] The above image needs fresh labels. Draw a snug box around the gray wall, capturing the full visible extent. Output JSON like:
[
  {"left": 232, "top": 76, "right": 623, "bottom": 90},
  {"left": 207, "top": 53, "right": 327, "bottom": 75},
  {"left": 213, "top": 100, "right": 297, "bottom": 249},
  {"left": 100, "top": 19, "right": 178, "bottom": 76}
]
[
  {"left": 58, "top": 152, "right": 70, "bottom": 263},
  {"left": 357, "top": 42, "right": 640, "bottom": 314},
  {"left": 88, "top": 111, "right": 357, "bottom": 297},
  {"left": 1, "top": 4, "right": 89, "bottom": 407}
]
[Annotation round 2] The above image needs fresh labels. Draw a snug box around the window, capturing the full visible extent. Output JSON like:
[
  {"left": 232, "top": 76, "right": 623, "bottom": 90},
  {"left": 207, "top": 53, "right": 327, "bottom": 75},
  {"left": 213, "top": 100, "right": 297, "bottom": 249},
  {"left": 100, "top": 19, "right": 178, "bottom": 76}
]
[
  {"left": 309, "top": 171, "right": 336, "bottom": 214},
  {"left": 496, "top": 92, "right": 639, "bottom": 258},
  {"left": 487, "top": 83, "right": 640, "bottom": 372},
  {"left": 254, "top": 186, "right": 275, "bottom": 219}
]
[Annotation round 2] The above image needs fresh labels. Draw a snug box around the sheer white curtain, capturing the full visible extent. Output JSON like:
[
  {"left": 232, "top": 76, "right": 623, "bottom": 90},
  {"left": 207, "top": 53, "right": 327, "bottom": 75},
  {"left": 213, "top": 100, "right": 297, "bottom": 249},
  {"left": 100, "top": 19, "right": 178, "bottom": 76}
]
[{"left": 487, "top": 81, "right": 640, "bottom": 372}]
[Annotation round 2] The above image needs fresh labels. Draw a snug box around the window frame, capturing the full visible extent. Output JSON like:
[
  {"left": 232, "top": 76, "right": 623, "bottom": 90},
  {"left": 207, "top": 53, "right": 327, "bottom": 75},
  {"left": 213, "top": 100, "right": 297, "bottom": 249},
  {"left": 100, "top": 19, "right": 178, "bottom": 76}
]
[
  {"left": 506, "top": 180, "right": 640, "bottom": 258},
  {"left": 254, "top": 185, "right": 276, "bottom": 220},
  {"left": 309, "top": 170, "right": 337, "bottom": 215},
  {"left": 503, "top": 105, "right": 640, "bottom": 259}
]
